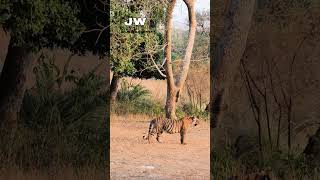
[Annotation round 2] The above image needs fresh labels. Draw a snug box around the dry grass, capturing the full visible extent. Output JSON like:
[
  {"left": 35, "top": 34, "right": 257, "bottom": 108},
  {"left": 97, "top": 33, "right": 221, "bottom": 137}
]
[
  {"left": 121, "top": 77, "right": 167, "bottom": 104},
  {"left": 115, "top": 63, "right": 210, "bottom": 107},
  {"left": 110, "top": 113, "right": 152, "bottom": 123},
  {"left": 183, "top": 64, "right": 210, "bottom": 109},
  {"left": 0, "top": 167, "right": 106, "bottom": 180}
]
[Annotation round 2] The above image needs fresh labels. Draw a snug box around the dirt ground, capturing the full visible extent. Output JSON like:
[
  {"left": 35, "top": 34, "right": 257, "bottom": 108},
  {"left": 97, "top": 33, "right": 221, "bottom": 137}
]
[{"left": 110, "top": 115, "right": 210, "bottom": 180}]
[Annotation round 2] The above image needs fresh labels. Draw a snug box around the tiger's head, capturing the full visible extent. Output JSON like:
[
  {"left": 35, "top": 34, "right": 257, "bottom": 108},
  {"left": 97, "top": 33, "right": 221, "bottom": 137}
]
[{"left": 191, "top": 116, "right": 200, "bottom": 127}]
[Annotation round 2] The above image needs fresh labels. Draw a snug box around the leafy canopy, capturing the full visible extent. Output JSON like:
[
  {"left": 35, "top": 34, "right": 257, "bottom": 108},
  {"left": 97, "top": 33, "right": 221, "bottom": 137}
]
[
  {"left": 110, "top": 0, "right": 166, "bottom": 79},
  {"left": 1, "top": 0, "right": 84, "bottom": 51},
  {"left": 71, "top": 0, "right": 108, "bottom": 57}
]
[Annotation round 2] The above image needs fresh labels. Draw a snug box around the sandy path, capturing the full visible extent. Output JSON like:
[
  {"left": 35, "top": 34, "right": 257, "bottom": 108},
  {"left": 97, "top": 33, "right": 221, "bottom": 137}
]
[{"left": 110, "top": 115, "right": 210, "bottom": 180}]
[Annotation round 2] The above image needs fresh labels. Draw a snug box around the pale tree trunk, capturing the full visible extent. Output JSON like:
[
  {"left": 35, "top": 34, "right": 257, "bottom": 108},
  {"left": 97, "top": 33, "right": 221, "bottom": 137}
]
[
  {"left": 0, "top": 39, "right": 33, "bottom": 135},
  {"left": 210, "top": 0, "right": 256, "bottom": 163},
  {"left": 165, "top": 0, "right": 177, "bottom": 119},
  {"left": 164, "top": 0, "right": 197, "bottom": 119},
  {"left": 110, "top": 73, "right": 120, "bottom": 101},
  {"left": 210, "top": 0, "right": 256, "bottom": 128}
]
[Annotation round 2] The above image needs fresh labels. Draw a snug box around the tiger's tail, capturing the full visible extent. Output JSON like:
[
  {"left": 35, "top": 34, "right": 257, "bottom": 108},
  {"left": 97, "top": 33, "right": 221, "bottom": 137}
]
[{"left": 143, "top": 121, "right": 154, "bottom": 143}]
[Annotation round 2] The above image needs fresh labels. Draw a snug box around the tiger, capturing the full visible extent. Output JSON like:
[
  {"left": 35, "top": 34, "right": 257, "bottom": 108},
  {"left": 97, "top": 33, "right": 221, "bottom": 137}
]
[{"left": 142, "top": 116, "right": 200, "bottom": 145}]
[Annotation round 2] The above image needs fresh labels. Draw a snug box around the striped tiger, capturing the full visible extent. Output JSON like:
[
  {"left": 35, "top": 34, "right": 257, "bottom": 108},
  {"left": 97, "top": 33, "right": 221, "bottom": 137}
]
[{"left": 143, "top": 116, "right": 199, "bottom": 145}]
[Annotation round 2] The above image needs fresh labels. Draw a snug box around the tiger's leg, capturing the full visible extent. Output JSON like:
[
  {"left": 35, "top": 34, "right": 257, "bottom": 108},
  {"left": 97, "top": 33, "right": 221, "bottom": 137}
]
[
  {"left": 156, "top": 131, "right": 163, "bottom": 143},
  {"left": 147, "top": 121, "right": 155, "bottom": 144},
  {"left": 148, "top": 134, "right": 151, "bottom": 144},
  {"left": 148, "top": 133, "right": 156, "bottom": 144},
  {"left": 149, "top": 131, "right": 156, "bottom": 144},
  {"left": 180, "top": 130, "right": 187, "bottom": 145}
]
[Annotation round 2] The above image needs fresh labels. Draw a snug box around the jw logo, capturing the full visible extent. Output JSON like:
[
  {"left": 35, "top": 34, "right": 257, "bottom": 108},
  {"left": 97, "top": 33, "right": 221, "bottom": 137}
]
[{"left": 124, "top": 18, "right": 146, "bottom": 26}]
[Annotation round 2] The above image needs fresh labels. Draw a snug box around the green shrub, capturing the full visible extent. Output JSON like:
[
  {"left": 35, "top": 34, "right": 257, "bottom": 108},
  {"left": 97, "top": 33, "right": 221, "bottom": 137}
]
[
  {"left": 211, "top": 148, "right": 243, "bottom": 180},
  {"left": 117, "top": 79, "right": 150, "bottom": 102},
  {"left": 211, "top": 145, "right": 319, "bottom": 179},
  {"left": 0, "top": 54, "right": 108, "bottom": 169},
  {"left": 112, "top": 79, "right": 164, "bottom": 116},
  {"left": 112, "top": 100, "right": 164, "bottom": 117},
  {"left": 179, "top": 102, "right": 209, "bottom": 120}
]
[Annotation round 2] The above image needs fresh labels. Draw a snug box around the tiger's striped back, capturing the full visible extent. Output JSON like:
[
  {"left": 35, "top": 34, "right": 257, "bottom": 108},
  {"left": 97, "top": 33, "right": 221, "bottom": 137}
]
[
  {"left": 142, "top": 117, "right": 170, "bottom": 140},
  {"left": 150, "top": 117, "right": 170, "bottom": 135},
  {"left": 143, "top": 116, "right": 199, "bottom": 144},
  {"left": 163, "top": 118, "right": 183, "bottom": 134}
]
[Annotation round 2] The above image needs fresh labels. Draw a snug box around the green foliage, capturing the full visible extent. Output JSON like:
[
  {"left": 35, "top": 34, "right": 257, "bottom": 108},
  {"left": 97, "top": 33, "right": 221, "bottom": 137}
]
[
  {"left": 180, "top": 102, "right": 209, "bottom": 120},
  {"left": 110, "top": 0, "right": 166, "bottom": 78},
  {"left": 259, "top": 150, "right": 318, "bottom": 179},
  {"left": 113, "top": 100, "right": 164, "bottom": 117},
  {"left": 0, "top": 54, "right": 108, "bottom": 168},
  {"left": 1, "top": 0, "right": 84, "bottom": 51},
  {"left": 0, "top": 1, "right": 10, "bottom": 23},
  {"left": 117, "top": 79, "right": 150, "bottom": 102},
  {"left": 212, "top": 146, "right": 320, "bottom": 179},
  {"left": 172, "top": 10, "right": 209, "bottom": 64},
  {"left": 212, "top": 149, "right": 243, "bottom": 180},
  {"left": 112, "top": 79, "right": 164, "bottom": 116},
  {"left": 1, "top": 0, "right": 108, "bottom": 56},
  {"left": 71, "top": 0, "right": 108, "bottom": 57}
]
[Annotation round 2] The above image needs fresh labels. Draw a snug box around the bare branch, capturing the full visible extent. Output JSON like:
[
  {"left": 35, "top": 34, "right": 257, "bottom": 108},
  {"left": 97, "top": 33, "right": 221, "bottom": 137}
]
[{"left": 150, "top": 57, "right": 167, "bottom": 78}]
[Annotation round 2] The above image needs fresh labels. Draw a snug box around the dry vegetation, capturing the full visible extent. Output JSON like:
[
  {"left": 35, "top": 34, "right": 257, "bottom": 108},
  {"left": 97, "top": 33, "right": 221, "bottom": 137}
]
[
  {"left": 212, "top": 1, "right": 320, "bottom": 179},
  {"left": 118, "top": 63, "right": 210, "bottom": 107},
  {"left": 0, "top": 167, "right": 105, "bottom": 180},
  {"left": 1, "top": 32, "right": 108, "bottom": 179}
]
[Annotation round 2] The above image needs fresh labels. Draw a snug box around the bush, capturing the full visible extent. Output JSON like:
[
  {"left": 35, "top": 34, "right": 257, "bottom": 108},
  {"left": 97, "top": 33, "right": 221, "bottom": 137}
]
[
  {"left": 117, "top": 79, "right": 150, "bottom": 102},
  {"left": 212, "top": 145, "right": 320, "bottom": 179},
  {"left": 179, "top": 102, "right": 209, "bottom": 120},
  {"left": 211, "top": 148, "right": 243, "bottom": 180},
  {"left": 112, "top": 79, "right": 164, "bottom": 117},
  {"left": 0, "top": 54, "right": 108, "bottom": 169}
]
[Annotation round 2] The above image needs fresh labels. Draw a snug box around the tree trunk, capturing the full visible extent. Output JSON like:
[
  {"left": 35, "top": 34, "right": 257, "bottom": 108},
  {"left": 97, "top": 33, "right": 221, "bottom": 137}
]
[
  {"left": 164, "top": 0, "right": 196, "bottom": 119},
  {"left": 164, "top": 0, "right": 178, "bottom": 119},
  {"left": 0, "top": 39, "right": 33, "bottom": 133},
  {"left": 165, "top": 88, "right": 178, "bottom": 119},
  {"left": 110, "top": 73, "right": 120, "bottom": 101},
  {"left": 210, "top": 0, "right": 256, "bottom": 128},
  {"left": 175, "top": 0, "right": 197, "bottom": 92}
]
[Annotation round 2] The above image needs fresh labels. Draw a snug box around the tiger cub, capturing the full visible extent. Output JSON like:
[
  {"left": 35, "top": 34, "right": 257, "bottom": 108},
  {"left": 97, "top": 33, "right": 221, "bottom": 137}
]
[{"left": 143, "top": 116, "right": 199, "bottom": 145}]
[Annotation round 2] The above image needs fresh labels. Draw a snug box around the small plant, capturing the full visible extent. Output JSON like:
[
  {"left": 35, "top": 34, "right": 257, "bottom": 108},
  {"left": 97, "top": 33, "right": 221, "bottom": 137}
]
[{"left": 117, "top": 79, "right": 150, "bottom": 102}]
